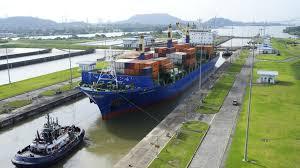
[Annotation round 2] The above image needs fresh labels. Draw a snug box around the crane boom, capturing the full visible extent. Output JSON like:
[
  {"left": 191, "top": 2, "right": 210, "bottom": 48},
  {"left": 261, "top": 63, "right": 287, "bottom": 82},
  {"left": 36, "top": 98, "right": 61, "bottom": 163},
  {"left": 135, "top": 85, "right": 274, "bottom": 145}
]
[
  {"left": 138, "top": 35, "right": 145, "bottom": 59},
  {"left": 167, "top": 24, "right": 173, "bottom": 48},
  {"left": 176, "top": 22, "right": 190, "bottom": 43}
]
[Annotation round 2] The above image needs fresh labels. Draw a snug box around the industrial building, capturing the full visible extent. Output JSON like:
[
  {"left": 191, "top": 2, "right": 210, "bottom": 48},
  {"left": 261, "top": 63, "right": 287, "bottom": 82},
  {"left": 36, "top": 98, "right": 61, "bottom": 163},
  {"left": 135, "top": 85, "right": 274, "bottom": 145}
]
[
  {"left": 123, "top": 36, "right": 154, "bottom": 48},
  {"left": 189, "top": 29, "right": 214, "bottom": 45},
  {"left": 78, "top": 61, "right": 96, "bottom": 71},
  {"left": 258, "top": 36, "right": 274, "bottom": 54}
]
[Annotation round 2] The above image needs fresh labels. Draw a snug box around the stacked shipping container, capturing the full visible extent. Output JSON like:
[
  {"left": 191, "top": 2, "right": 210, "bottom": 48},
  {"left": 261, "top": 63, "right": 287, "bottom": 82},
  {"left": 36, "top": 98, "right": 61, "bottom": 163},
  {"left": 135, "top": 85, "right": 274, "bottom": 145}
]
[
  {"left": 113, "top": 42, "right": 211, "bottom": 80},
  {"left": 195, "top": 45, "right": 214, "bottom": 59}
]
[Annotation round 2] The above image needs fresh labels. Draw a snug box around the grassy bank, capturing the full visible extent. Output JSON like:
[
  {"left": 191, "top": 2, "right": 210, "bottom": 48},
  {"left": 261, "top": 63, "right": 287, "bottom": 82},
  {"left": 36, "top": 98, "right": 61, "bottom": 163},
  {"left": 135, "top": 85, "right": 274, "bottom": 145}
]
[
  {"left": 0, "top": 68, "right": 81, "bottom": 100},
  {"left": 225, "top": 39, "right": 300, "bottom": 167},
  {"left": 148, "top": 121, "right": 209, "bottom": 168},
  {"left": 96, "top": 61, "right": 109, "bottom": 69},
  {"left": 196, "top": 50, "right": 249, "bottom": 114}
]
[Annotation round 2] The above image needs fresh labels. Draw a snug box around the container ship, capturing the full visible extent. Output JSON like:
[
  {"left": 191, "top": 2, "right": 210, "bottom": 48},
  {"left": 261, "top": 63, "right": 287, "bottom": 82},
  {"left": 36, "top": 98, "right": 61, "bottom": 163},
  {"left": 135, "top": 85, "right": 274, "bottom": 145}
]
[{"left": 79, "top": 24, "right": 218, "bottom": 120}]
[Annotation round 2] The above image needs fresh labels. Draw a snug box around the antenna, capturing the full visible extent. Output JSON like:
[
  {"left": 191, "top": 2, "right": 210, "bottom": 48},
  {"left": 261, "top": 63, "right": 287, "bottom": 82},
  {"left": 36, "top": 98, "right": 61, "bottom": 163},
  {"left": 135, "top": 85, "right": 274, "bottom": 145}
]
[{"left": 46, "top": 114, "right": 50, "bottom": 127}]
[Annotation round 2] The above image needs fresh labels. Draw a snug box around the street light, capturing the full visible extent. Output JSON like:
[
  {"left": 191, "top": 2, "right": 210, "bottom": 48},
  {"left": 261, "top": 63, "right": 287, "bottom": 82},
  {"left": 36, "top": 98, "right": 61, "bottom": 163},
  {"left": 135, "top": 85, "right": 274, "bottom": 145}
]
[
  {"left": 67, "top": 28, "right": 73, "bottom": 88},
  {"left": 6, "top": 47, "right": 11, "bottom": 84},
  {"left": 199, "top": 46, "right": 202, "bottom": 90},
  {"left": 243, "top": 38, "right": 255, "bottom": 162}
]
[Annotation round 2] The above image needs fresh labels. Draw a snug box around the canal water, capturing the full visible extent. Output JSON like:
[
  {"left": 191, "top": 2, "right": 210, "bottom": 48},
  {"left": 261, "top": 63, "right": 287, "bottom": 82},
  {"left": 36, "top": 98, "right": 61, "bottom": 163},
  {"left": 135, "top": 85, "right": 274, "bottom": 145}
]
[
  {"left": 213, "top": 26, "right": 296, "bottom": 38},
  {"left": 0, "top": 79, "right": 206, "bottom": 168},
  {"left": 220, "top": 38, "right": 252, "bottom": 47}
]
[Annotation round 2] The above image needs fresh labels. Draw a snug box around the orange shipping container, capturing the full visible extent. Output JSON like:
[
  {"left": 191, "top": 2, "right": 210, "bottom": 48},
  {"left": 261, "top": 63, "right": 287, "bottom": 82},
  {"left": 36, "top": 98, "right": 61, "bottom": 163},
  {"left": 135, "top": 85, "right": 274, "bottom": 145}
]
[
  {"left": 185, "top": 48, "right": 196, "bottom": 55},
  {"left": 154, "top": 57, "right": 171, "bottom": 66},
  {"left": 174, "top": 44, "right": 185, "bottom": 50}
]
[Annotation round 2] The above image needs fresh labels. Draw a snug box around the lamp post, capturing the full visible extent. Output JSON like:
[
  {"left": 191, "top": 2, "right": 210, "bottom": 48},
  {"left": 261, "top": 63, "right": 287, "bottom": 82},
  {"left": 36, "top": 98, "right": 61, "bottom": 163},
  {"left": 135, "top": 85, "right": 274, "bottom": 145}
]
[
  {"left": 199, "top": 46, "right": 202, "bottom": 90},
  {"left": 6, "top": 47, "right": 11, "bottom": 84},
  {"left": 67, "top": 30, "right": 73, "bottom": 87},
  {"left": 243, "top": 38, "right": 255, "bottom": 162}
]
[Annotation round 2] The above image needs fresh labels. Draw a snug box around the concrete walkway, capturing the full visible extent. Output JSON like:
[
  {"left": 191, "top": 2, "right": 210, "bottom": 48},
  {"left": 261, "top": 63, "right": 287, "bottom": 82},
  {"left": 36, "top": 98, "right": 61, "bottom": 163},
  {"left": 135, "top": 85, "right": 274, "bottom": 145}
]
[{"left": 189, "top": 55, "right": 252, "bottom": 168}]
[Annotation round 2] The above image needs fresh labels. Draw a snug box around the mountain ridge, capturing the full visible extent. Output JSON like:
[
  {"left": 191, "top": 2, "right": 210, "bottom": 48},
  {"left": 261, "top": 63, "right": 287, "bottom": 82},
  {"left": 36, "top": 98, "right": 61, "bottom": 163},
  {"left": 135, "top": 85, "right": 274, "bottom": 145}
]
[{"left": 0, "top": 14, "right": 285, "bottom": 35}]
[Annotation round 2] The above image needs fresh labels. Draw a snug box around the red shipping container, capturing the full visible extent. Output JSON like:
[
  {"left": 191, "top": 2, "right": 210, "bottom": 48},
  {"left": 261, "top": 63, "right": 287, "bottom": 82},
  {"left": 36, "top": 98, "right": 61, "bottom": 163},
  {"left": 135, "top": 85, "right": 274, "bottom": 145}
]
[{"left": 144, "top": 47, "right": 151, "bottom": 52}]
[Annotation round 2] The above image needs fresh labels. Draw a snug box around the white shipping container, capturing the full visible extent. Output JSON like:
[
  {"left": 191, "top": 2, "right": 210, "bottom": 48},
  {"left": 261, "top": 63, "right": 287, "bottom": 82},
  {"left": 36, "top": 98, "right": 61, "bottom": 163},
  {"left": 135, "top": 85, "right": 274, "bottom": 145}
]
[
  {"left": 115, "top": 59, "right": 133, "bottom": 69},
  {"left": 170, "top": 58, "right": 182, "bottom": 64},
  {"left": 116, "top": 68, "right": 125, "bottom": 74}
]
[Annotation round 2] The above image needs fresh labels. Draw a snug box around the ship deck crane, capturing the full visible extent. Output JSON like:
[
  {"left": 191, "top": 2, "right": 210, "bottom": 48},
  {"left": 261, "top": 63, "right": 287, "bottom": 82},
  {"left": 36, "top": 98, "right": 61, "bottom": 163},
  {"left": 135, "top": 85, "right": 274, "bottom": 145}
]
[
  {"left": 138, "top": 34, "right": 145, "bottom": 59},
  {"left": 176, "top": 22, "right": 190, "bottom": 43},
  {"left": 167, "top": 24, "right": 173, "bottom": 48}
]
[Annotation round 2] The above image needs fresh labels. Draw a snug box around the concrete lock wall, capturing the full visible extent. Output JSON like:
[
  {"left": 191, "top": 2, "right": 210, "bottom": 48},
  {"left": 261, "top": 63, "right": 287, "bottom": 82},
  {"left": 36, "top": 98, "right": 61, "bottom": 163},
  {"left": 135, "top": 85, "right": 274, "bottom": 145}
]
[
  {"left": 0, "top": 48, "right": 52, "bottom": 60},
  {"left": 0, "top": 49, "right": 95, "bottom": 70}
]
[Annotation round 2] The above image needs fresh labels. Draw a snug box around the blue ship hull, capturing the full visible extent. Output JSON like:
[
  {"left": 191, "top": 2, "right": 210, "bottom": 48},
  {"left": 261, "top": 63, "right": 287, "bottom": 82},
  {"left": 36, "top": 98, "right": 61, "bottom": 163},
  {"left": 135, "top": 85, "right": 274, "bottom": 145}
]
[{"left": 80, "top": 56, "right": 218, "bottom": 120}]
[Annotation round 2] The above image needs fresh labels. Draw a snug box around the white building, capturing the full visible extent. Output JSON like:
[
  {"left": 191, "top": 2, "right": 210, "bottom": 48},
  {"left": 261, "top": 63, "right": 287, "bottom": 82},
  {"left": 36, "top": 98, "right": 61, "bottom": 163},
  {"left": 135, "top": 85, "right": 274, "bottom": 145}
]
[
  {"left": 78, "top": 61, "right": 96, "bottom": 71},
  {"left": 258, "top": 36, "right": 274, "bottom": 54},
  {"left": 188, "top": 29, "right": 214, "bottom": 45},
  {"left": 123, "top": 36, "right": 155, "bottom": 48},
  {"left": 258, "top": 44, "right": 274, "bottom": 54},
  {"left": 257, "top": 70, "right": 278, "bottom": 84}
]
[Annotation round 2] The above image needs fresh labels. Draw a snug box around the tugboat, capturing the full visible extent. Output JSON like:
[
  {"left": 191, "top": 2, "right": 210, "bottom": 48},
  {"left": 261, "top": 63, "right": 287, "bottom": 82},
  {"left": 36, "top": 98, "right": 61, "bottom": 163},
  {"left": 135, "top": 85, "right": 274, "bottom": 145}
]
[
  {"left": 222, "top": 48, "right": 233, "bottom": 58},
  {"left": 11, "top": 114, "right": 85, "bottom": 168}
]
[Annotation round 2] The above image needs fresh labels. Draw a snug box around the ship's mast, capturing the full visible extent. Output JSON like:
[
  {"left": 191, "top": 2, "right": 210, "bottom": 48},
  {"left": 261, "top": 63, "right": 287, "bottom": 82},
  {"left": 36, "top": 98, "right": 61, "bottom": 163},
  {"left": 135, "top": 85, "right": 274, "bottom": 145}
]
[
  {"left": 167, "top": 24, "right": 173, "bottom": 48},
  {"left": 176, "top": 22, "right": 190, "bottom": 44},
  {"left": 106, "top": 46, "right": 118, "bottom": 88},
  {"left": 139, "top": 34, "right": 145, "bottom": 59}
]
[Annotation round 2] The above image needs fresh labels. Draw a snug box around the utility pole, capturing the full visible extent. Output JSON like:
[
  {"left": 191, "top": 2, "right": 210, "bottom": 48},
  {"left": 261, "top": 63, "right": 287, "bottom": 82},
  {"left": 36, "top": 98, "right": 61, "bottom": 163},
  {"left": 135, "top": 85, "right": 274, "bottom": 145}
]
[
  {"left": 241, "top": 32, "right": 244, "bottom": 51},
  {"left": 243, "top": 38, "right": 255, "bottom": 162},
  {"left": 6, "top": 47, "right": 11, "bottom": 84},
  {"left": 68, "top": 30, "right": 73, "bottom": 87},
  {"left": 199, "top": 46, "right": 202, "bottom": 90},
  {"left": 230, "top": 26, "right": 233, "bottom": 63}
]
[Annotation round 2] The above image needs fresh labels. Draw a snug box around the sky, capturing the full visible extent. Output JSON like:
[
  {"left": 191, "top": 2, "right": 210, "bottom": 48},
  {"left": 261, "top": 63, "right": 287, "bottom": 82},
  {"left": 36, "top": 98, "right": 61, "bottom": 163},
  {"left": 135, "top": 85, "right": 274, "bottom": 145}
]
[{"left": 0, "top": 0, "right": 299, "bottom": 23}]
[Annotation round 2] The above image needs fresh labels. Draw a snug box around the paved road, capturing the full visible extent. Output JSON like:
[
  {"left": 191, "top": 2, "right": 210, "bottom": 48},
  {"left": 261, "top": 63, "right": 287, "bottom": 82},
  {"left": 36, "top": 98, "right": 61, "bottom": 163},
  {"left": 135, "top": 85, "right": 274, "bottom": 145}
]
[{"left": 189, "top": 54, "right": 252, "bottom": 168}]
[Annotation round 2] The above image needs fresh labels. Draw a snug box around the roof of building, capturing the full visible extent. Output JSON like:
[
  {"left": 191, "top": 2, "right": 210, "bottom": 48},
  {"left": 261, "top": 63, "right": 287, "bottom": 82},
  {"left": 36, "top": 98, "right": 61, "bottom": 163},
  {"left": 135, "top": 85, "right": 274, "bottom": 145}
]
[
  {"left": 123, "top": 38, "right": 138, "bottom": 41},
  {"left": 258, "top": 45, "right": 273, "bottom": 50},
  {"left": 257, "top": 70, "right": 278, "bottom": 76},
  {"left": 77, "top": 61, "right": 96, "bottom": 65}
]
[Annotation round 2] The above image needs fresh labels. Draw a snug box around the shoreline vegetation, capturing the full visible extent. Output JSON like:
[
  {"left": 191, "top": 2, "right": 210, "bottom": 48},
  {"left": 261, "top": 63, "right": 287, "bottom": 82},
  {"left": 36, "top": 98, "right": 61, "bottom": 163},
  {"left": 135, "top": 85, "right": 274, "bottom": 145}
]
[{"left": 283, "top": 26, "right": 300, "bottom": 36}]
